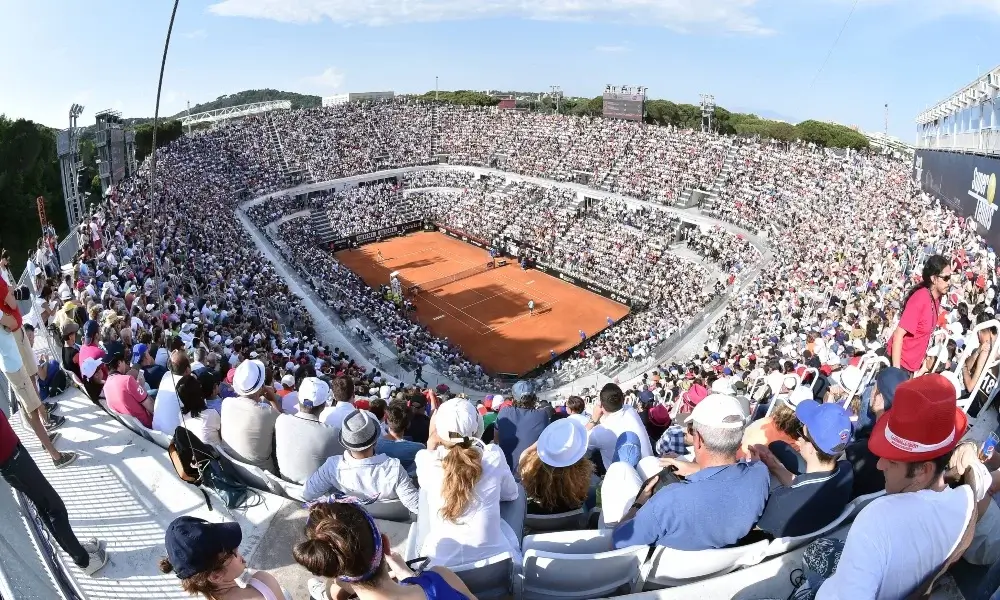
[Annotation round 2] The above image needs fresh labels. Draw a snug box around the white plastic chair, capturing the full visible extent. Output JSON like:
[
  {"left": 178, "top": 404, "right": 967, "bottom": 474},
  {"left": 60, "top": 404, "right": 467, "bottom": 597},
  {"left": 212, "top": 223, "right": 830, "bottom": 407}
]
[
  {"left": 114, "top": 412, "right": 153, "bottom": 442},
  {"left": 524, "top": 508, "right": 586, "bottom": 533},
  {"left": 450, "top": 551, "right": 520, "bottom": 600},
  {"left": 144, "top": 427, "right": 173, "bottom": 450},
  {"left": 762, "top": 504, "right": 854, "bottom": 559},
  {"left": 262, "top": 469, "right": 306, "bottom": 502},
  {"left": 638, "top": 540, "right": 770, "bottom": 589},
  {"left": 521, "top": 542, "right": 648, "bottom": 599},
  {"left": 214, "top": 445, "right": 282, "bottom": 495}
]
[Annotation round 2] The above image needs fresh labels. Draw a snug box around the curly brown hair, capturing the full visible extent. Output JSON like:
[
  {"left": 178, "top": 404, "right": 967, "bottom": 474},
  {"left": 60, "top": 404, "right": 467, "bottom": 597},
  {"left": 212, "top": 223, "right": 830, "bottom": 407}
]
[
  {"left": 519, "top": 447, "right": 594, "bottom": 513},
  {"left": 770, "top": 402, "right": 804, "bottom": 439},
  {"left": 158, "top": 552, "right": 230, "bottom": 596}
]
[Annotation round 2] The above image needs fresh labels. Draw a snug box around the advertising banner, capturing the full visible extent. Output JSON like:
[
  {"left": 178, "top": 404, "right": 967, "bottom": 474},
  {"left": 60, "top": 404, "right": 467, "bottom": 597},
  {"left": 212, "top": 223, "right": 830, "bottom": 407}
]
[
  {"left": 435, "top": 223, "right": 492, "bottom": 251},
  {"left": 533, "top": 262, "right": 640, "bottom": 308},
  {"left": 914, "top": 149, "right": 1000, "bottom": 245},
  {"left": 331, "top": 219, "right": 423, "bottom": 251}
]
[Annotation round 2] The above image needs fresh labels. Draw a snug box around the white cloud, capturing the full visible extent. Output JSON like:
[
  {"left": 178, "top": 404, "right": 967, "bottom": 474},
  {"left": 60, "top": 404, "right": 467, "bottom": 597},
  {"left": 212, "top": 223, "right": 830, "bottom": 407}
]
[
  {"left": 208, "top": 0, "right": 773, "bottom": 34},
  {"left": 595, "top": 45, "right": 630, "bottom": 53},
  {"left": 182, "top": 29, "right": 208, "bottom": 39},
  {"left": 302, "top": 67, "right": 346, "bottom": 91}
]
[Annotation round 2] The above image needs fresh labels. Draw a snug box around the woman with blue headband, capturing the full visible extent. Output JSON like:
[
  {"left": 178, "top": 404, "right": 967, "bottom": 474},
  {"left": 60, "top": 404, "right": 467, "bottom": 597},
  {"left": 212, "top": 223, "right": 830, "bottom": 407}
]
[{"left": 294, "top": 499, "right": 477, "bottom": 600}]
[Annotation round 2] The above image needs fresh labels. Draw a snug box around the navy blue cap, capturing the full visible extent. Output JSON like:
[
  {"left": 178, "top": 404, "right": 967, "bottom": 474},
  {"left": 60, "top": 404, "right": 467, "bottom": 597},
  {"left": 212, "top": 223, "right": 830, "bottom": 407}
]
[
  {"left": 512, "top": 380, "right": 534, "bottom": 400},
  {"left": 795, "top": 400, "right": 853, "bottom": 455},
  {"left": 875, "top": 367, "right": 909, "bottom": 411},
  {"left": 165, "top": 517, "right": 242, "bottom": 579}
]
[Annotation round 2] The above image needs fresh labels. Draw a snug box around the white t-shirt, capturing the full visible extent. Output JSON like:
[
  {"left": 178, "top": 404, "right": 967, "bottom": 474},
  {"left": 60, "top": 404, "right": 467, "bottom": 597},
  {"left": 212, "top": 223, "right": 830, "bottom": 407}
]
[
  {"left": 817, "top": 486, "right": 974, "bottom": 600},
  {"left": 152, "top": 373, "right": 181, "bottom": 434},
  {"left": 586, "top": 406, "right": 654, "bottom": 468},
  {"left": 319, "top": 401, "right": 356, "bottom": 430},
  {"left": 415, "top": 443, "right": 520, "bottom": 567},
  {"left": 184, "top": 408, "right": 222, "bottom": 446}
]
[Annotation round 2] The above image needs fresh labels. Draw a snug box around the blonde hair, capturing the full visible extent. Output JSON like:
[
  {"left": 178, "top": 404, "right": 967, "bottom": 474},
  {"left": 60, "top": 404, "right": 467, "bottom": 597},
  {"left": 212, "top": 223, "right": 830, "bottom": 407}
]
[
  {"left": 439, "top": 443, "right": 483, "bottom": 521},
  {"left": 519, "top": 448, "right": 593, "bottom": 512}
]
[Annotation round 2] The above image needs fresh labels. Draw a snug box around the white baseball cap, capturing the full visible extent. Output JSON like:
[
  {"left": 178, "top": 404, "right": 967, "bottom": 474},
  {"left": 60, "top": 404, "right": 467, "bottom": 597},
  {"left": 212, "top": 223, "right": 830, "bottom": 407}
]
[
  {"left": 685, "top": 393, "right": 747, "bottom": 429},
  {"left": 435, "top": 398, "right": 484, "bottom": 442},
  {"left": 298, "top": 377, "right": 331, "bottom": 408}
]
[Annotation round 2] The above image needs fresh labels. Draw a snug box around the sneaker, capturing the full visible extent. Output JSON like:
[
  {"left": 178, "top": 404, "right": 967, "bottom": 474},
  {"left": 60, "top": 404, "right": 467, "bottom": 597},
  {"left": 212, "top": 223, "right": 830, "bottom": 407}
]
[
  {"left": 308, "top": 577, "right": 329, "bottom": 600},
  {"left": 48, "top": 432, "right": 60, "bottom": 445},
  {"left": 52, "top": 452, "right": 77, "bottom": 469},
  {"left": 80, "top": 539, "right": 108, "bottom": 576},
  {"left": 45, "top": 415, "right": 66, "bottom": 431}
]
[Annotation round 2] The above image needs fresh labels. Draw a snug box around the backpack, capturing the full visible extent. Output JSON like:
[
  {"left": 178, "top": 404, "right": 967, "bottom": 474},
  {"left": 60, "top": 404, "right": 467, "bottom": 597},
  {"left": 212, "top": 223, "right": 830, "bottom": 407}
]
[
  {"left": 47, "top": 368, "right": 69, "bottom": 398},
  {"left": 168, "top": 426, "right": 252, "bottom": 510}
]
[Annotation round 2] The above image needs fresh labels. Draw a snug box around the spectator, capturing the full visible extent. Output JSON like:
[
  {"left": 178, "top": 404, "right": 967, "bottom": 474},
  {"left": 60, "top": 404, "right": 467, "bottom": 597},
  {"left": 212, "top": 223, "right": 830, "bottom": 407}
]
[
  {"left": 104, "top": 352, "right": 154, "bottom": 429},
  {"left": 220, "top": 359, "right": 281, "bottom": 472},
  {"left": 405, "top": 391, "right": 431, "bottom": 445},
  {"left": 133, "top": 343, "right": 166, "bottom": 390},
  {"left": 844, "top": 367, "right": 907, "bottom": 498},
  {"left": 891, "top": 255, "right": 950, "bottom": 377},
  {"left": 153, "top": 350, "right": 192, "bottom": 435},
  {"left": 275, "top": 377, "right": 342, "bottom": 485},
  {"left": 739, "top": 385, "right": 811, "bottom": 460},
  {"left": 496, "top": 381, "right": 550, "bottom": 472},
  {"left": 277, "top": 373, "right": 298, "bottom": 414},
  {"left": 519, "top": 418, "right": 594, "bottom": 515},
  {"left": 816, "top": 375, "right": 973, "bottom": 599},
  {"left": 585, "top": 383, "right": 653, "bottom": 469},
  {"left": 160, "top": 516, "right": 290, "bottom": 600},
  {"left": 318, "top": 376, "right": 357, "bottom": 430},
  {"left": 375, "top": 400, "right": 425, "bottom": 475},
  {"left": 303, "top": 409, "right": 419, "bottom": 514},
  {"left": 0, "top": 408, "right": 106, "bottom": 574},
  {"left": 176, "top": 374, "right": 221, "bottom": 446},
  {"left": 564, "top": 395, "right": 589, "bottom": 427},
  {"left": 414, "top": 397, "right": 521, "bottom": 567},
  {"left": 752, "top": 400, "right": 854, "bottom": 538},
  {"left": 61, "top": 321, "right": 82, "bottom": 380},
  {"left": 293, "top": 500, "right": 475, "bottom": 600},
  {"left": 610, "top": 394, "right": 770, "bottom": 550}
]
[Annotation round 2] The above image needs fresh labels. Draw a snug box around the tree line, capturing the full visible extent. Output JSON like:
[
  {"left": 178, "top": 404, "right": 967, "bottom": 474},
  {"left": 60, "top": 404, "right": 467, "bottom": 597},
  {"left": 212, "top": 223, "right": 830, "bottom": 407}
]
[{"left": 414, "top": 91, "right": 870, "bottom": 150}]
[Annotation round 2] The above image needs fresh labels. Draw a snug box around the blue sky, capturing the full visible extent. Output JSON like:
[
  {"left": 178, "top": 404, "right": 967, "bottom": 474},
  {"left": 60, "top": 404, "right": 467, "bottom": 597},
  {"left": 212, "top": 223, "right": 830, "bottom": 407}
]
[{"left": 2, "top": 0, "right": 999, "bottom": 139}]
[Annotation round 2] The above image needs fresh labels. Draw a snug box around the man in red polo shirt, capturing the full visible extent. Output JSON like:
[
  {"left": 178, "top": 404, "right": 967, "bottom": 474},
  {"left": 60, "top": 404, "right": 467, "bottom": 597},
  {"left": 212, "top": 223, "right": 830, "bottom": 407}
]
[{"left": 0, "top": 408, "right": 108, "bottom": 575}]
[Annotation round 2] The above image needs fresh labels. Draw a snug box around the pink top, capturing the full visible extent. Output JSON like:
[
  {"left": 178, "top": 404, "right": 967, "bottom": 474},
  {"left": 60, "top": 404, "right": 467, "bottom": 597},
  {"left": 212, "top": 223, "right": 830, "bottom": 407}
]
[
  {"left": 897, "top": 287, "right": 939, "bottom": 373},
  {"left": 104, "top": 373, "right": 151, "bottom": 428}
]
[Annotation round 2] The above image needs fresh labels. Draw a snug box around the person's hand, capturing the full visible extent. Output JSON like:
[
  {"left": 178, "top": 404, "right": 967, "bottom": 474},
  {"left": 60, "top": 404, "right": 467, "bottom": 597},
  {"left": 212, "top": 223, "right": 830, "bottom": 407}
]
[
  {"left": 635, "top": 474, "right": 659, "bottom": 506},
  {"left": 590, "top": 401, "right": 605, "bottom": 424},
  {"left": 659, "top": 456, "right": 700, "bottom": 477},
  {"left": 748, "top": 444, "right": 782, "bottom": 470}
]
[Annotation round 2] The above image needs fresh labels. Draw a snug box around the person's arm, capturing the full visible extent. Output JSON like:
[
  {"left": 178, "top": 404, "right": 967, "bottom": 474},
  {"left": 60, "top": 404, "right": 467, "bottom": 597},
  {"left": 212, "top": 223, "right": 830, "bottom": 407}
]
[
  {"left": 749, "top": 444, "right": 795, "bottom": 487},
  {"left": 302, "top": 458, "right": 337, "bottom": 501},
  {"left": 964, "top": 343, "right": 991, "bottom": 391},
  {"left": 611, "top": 478, "right": 662, "bottom": 549},
  {"left": 890, "top": 326, "right": 906, "bottom": 369},
  {"left": 260, "top": 386, "right": 282, "bottom": 413},
  {"left": 394, "top": 462, "right": 421, "bottom": 514},
  {"left": 248, "top": 570, "right": 289, "bottom": 600}
]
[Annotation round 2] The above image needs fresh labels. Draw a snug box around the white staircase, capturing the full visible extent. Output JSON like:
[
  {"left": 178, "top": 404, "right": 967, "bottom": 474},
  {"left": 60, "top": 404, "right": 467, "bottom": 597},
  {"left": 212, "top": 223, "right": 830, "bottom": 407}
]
[
  {"left": 266, "top": 113, "right": 308, "bottom": 184},
  {"left": 700, "top": 145, "right": 739, "bottom": 212}
]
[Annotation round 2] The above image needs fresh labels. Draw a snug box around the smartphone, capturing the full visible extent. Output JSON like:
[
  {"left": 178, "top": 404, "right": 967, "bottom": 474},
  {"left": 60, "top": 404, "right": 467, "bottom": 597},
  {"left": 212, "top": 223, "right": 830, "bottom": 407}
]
[{"left": 980, "top": 432, "right": 1000, "bottom": 462}]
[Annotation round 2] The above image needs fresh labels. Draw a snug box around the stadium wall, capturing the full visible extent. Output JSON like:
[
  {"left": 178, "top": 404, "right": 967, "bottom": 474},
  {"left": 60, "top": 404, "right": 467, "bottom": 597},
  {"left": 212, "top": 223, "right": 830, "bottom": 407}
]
[{"left": 914, "top": 149, "right": 1000, "bottom": 246}]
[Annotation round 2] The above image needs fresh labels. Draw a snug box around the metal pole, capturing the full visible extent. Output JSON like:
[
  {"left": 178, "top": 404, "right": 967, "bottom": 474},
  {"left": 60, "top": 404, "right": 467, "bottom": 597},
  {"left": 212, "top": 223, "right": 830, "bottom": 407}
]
[
  {"left": 435, "top": 76, "right": 439, "bottom": 102},
  {"left": 148, "top": 0, "right": 180, "bottom": 304},
  {"left": 186, "top": 100, "right": 191, "bottom": 134}
]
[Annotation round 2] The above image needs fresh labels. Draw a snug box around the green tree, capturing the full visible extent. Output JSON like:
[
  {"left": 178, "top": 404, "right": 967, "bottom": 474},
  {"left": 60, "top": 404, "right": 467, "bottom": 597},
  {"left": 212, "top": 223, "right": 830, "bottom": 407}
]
[
  {"left": 134, "top": 120, "right": 184, "bottom": 162},
  {"left": 0, "top": 116, "right": 66, "bottom": 271}
]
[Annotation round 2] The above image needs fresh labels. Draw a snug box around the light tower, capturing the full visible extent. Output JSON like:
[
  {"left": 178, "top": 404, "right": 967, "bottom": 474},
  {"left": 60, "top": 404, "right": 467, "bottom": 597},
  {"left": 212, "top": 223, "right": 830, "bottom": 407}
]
[
  {"left": 56, "top": 104, "right": 86, "bottom": 229},
  {"left": 549, "top": 85, "right": 563, "bottom": 113},
  {"left": 700, "top": 94, "right": 716, "bottom": 132}
]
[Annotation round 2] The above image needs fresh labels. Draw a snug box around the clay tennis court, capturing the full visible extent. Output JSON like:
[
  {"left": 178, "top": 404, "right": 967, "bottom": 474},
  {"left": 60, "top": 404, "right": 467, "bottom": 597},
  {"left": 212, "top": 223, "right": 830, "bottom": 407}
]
[{"left": 335, "top": 231, "right": 630, "bottom": 375}]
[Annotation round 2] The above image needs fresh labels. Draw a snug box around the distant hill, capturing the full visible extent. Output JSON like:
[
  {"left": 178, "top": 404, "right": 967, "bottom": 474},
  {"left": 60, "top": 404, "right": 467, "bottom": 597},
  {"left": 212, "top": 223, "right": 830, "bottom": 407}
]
[{"left": 170, "top": 89, "right": 322, "bottom": 118}]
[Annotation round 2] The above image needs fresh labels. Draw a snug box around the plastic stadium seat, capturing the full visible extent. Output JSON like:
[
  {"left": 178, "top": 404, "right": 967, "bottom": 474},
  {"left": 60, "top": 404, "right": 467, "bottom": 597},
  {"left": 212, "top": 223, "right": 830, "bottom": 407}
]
[
  {"left": 262, "top": 469, "right": 306, "bottom": 502},
  {"left": 144, "top": 427, "right": 173, "bottom": 450},
  {"left": 524, "top": 508, "right": 586, "bottom": 533},
  {"left": 450, "top": 551, "right": 520, "bottom": 600},
  {"left": 638, "top": 540, "right": 770, "bottom": 589},
  {"left": 762, "top": 504, "right": 854, "bottom": 559},
  {"left": 214, "top": 445, "right": 283, "bottom": 495},
  {"left": 521, "top": 543, "right": 648, "bottom": 599},
  {"left": 364, "top": 499, "right": 416, "bottom": 523},
  {"left": 845, "top": 489, "right": 886, "bottom": 519},
  {"left": 521, "top": 530, "right": 616, "bottom": 554}
]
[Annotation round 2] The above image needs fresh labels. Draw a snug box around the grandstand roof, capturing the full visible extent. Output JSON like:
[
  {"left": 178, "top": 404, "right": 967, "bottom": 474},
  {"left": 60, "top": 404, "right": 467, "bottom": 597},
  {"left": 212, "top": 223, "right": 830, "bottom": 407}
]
[{"left": 179, "top": 100, "right": 291, "bottom": 126}]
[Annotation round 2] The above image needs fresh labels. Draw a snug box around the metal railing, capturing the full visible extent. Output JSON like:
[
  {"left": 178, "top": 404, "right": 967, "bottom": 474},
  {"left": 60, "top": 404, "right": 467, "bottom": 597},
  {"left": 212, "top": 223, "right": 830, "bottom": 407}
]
[{"left": 918, "top": 129, "right": 1000, "bottom": 155}]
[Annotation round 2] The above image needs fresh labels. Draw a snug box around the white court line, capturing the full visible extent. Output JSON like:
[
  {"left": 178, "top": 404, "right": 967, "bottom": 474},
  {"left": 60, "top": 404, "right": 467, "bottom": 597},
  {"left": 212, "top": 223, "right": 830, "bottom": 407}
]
[
  {"left": 525, "top": 280, "right": 535, "bottom": 285},
  {"left": 488, "top": 300, "right": 561, "bottom": 333},
  {"left": 484, "top": 268, "right": 558, "bottom": 305},
  {"left": 433, "top": 314, "right": 445, "bottom": 321}
]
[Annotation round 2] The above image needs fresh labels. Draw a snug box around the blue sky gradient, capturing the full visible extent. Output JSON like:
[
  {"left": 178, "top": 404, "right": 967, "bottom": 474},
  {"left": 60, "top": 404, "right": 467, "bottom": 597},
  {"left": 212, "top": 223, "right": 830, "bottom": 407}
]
[{"left": 2, "top": 0, "right": 999, "bottom": 139}]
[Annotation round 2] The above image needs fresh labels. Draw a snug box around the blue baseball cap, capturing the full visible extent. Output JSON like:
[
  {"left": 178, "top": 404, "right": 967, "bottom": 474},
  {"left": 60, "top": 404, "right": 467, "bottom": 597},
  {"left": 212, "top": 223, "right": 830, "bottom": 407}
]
[
  {"left": 131, "top": 343, "right": 149, "bottom": 366},
  {"left": 164, "top": 517, "right": 242, "bottom": 579},
  {"left": 875, "top": 367, "right": 908, "bottom": 411},
  {"left": 512, "top": 380, "right": 534, "bottom": 401},
  {"left": 795, "top": 400, "right": 853, "bottom": 455}
]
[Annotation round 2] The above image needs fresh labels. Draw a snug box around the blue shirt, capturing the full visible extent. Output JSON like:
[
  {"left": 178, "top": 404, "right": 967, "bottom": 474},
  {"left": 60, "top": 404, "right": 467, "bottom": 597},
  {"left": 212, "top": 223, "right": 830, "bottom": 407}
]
[
  {"left": 497, "top": 406, "right": 550, "bottom": 472},
  {"left": 375, "top": 437, "right": 425, "bottom": 475},
  {"left": 756, "top": 460, "right": 854, "bottom": 538},
  {"left": 402, "top": 571, "right": 469, "bottom": 600},
  {"left": 612, "top": 460, "right": 770, "bottom": 551}
]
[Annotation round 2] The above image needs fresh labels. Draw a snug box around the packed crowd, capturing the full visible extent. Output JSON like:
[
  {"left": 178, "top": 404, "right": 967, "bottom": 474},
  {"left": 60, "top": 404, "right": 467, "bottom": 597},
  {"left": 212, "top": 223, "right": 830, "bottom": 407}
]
[{"left": 1, "top": 99, "right": 999, "bottom": 600}]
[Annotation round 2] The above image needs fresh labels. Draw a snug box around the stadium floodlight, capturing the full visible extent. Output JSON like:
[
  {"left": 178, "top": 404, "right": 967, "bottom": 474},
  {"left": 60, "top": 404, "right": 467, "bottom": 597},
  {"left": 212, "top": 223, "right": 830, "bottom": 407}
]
[
  {"left": 70, "top": 104, "right": 84, "bottom": 118},
  {"left": 700, "top": 94, "right": 716, "bottom": 133}
]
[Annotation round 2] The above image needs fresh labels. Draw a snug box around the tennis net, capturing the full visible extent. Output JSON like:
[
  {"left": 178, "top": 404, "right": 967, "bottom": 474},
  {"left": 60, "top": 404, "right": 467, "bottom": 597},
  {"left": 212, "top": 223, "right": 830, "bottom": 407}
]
[{"left": 407, "top": 261, "right": 494, "bottom": 294}]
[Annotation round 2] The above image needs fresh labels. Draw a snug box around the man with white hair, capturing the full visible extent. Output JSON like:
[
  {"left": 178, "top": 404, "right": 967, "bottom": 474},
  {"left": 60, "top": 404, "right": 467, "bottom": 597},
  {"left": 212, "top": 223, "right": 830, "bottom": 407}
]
[{"left": 610, "top": 393, "right": 770, "bottom": 551}]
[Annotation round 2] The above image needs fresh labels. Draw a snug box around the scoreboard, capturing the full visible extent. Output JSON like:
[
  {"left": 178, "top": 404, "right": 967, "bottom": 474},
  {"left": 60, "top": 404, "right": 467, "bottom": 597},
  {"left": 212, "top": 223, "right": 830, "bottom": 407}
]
[{"left": 603, "top": 85, "right": 646, "bottom": 121}]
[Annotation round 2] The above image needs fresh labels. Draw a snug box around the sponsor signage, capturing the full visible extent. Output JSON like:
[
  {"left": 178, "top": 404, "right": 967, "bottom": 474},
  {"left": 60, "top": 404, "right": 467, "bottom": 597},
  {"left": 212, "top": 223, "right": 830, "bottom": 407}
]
[
  {"left": 535, "top": 261, "right": 639, "bottom": 307},
  {"left": 332, "top": 219, "right": 423, "bottom": 251},
  {"left": 436, "top": 223, "right": 492, "bottom": 251},
  {"left": 914, "top": 149, "right": 1000, "bottom": 243}
]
